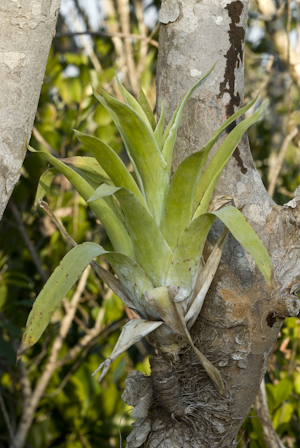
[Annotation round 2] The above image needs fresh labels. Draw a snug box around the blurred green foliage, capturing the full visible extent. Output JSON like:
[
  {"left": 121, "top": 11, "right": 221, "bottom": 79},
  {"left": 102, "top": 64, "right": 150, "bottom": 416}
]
[{"left": 1, "top": 0, "right": 300, "bottom": 447}]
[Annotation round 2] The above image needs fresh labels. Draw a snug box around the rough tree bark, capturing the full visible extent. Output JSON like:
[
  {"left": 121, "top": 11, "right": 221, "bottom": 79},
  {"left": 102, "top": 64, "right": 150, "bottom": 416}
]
[
  {"left": 122, "top": 1, "right": 300, "bottom": 447},
  {"left": 0, "top": 0, "right": 61, "bottom": 220}
]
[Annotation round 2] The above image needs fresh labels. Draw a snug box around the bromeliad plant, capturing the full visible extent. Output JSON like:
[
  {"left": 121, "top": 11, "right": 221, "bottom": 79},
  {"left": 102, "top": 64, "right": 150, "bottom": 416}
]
[{"left": 18, "top": 65, "right": 273, "bottom": 396}]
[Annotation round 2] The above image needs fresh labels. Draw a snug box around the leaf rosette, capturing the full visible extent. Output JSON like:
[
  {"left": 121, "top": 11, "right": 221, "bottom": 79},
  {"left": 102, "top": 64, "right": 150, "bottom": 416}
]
[{"left": 19, "top": 64, "right": 273, "bottom": 395}]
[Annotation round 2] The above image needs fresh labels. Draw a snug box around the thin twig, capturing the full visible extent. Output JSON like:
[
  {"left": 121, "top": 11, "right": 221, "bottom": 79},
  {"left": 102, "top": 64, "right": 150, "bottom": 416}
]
[
  {"left": 38, "top": 199, "right": 133, "bottom": 308},
  {"left": 55, "top": 30, "right": 158, "bottom": 48},
  {"left": 0, "top": 391, "right": 15, "bottom": 447},
  {"left": 9, "top": 201, "right": 48, "bottom": 284},
  {"left": 268, "top": 127, "right": 298, "bottom": 198},
  {"left": 117, "top": 0, "right": 139, "bottom": 95}
]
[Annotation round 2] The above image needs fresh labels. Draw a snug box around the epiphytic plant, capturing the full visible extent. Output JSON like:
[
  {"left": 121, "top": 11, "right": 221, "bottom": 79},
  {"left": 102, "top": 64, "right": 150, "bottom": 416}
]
[{"left": 18, "top": 65, "right": 273, "bottom": 396}]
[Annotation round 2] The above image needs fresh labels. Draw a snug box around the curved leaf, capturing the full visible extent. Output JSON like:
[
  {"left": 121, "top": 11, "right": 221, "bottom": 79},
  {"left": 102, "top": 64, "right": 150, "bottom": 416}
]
[
  {"left": 34, "top": 168, "right": 58, "bottom": 206},
  {"left": 18, "top": 242, "right": 105, "bottom": 356},
  {"left": 138, "top": 87, "right": 156, "bottom": 130},
  {"left": 105, "top": 252, "right": 159, "bottom": 319},
  {"left": 167, "top": 205, "right": 273, "bottom": 292},
  {"left": 166, "top": 213, "right": 215, "bottom": 291},
  {"left": 61, "top": 156, "right": 111, "bottom": 184},
  {"left": 162, "top": 63, "right": 216, "bottom": 173},
  {"left": 160, "top": 148, "right": 206, "bottom": 249},
  {"left": 74, "top": 131, "right": 146, "bottom": 206},
  {"left": 114, "top": 188, "right": 173, "bottom": 286},
  {"left": 116, "top": 77, "right": 153, "bottom": 131},
  {"left": 92, "top": 319, "right": 163, "bottom": 381},
  {"left": 212, "top": 207, "right": 273, "bottom": 285},
  {"left": 154, "top": 100, "right": 165, "bottom": 149},
  {"left": 28, "top": 146, "right": 133, "bottom": 257},
  {"left": 194, "top": 101, "right": 267, "bottom": 218},
  {"left": 94, "top": 89, "right": 169, "bottom": 225}
]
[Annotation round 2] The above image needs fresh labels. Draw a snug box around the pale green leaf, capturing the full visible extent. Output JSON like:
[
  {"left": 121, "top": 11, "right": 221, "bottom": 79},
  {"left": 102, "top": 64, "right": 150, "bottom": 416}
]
[
  {"left": 93, "top": 89, "right": 169, "bottom": 226},
  {"left": 154, "top": 100, "right": 165, "bottom": 149},
  {"left": 18, "top": 242, "right": 105, "bottom": 356},
  {"left": 166, "top": 214, "right": 215, "bottom": 291},
  {"left": 34, "top": 168, "right": 58, "bottom": 206},
  {"left": 61, "top": 156, "right": 111, "bottom": 183},
  {"left": 116, "top": 77, "right": 153, "bottom": 131},
  {"left": 194, "top": 101, "right": 267, "bottom": 218},
  {"left": 28, "top": 146, "right": 133, "bottom": 257},
  {"left": 162, "top": 63, "right": 216, "bottom": 173},
  {"left": 212, "top": 207, "right": 273, "bottom": 285},
  {"left": 88, "top": 184, "right": 121, "bottom": 202},
  {"left": 191, "top": 95, "right": 260, "bottom": 213},
  {"left": 105, "top": 252, "right": 159, "bottom": 319},
  {"left": 138, "top": 87, "right": 156, "bottom": 130},
  {"left": 114, "top": 188, "right": 173, "bottom": 286},
  {"left": 160, "top": 148, "right": 206, "bottom": 249},
  {"left": 74, "top": 131, "right": 146, "bottom": 206}
]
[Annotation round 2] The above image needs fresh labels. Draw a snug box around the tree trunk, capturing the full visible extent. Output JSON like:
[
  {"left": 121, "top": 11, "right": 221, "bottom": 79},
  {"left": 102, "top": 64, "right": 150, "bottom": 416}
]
[
  {"left": 0, "top": 0, "right": 61, "bottom": 220},
  {"left": 123, "top": 1, "right": 300, "bottom": 446}
]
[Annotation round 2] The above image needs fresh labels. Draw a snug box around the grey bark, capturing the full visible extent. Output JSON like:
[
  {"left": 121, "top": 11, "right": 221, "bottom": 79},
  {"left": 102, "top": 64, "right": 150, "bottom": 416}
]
[
  {"left": 0, "top": 0, "right": 61, "bottom": 220},
  {"left": 123, "top": 0, "right": 300, "bottom": 447}
]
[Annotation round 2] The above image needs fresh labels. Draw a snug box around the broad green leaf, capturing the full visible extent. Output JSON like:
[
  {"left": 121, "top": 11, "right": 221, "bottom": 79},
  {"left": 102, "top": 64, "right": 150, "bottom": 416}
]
[
  {"left": 194, "top": 101, "right": 267, "bottom": 218},
  {"left": 160, "top": 97, "right": 261, "bottom": 249},
  {"left": 162, "top": 63, "right": 216, "bottom": 173},
  {"left": 154, "top": 100, "right": 165, "bottom": 149},
  {"left": 74, "top": 131, "right": 146, "bottom": 206},
  {"left": 60, "top": 156, "right": 111, "bottom": 184},
  {"left": 167, "top": 214, "right": 216, "bottom": 291},
  {"left": 114, "top": 188, "right": 173, "bottom": 286},
  {"left": 34, "top": 168, "right": 58, "bottom": 206},
  {"left": 116, "top": 77, "right": 153, "bottom": 131},
  {"left": 191, "top": 95, "right": 260, "bottom": 213},
  {"left": 105, "top": 252, "right": 159, "bottom": 319},
  {"left": 28, "top": 146, "right": 133, "bottom": 256},
  {"left": 93, "top": 89, "right": 145, "bottom": 197},
  {"left": 160, "top": 148, "right": 206, "bottom": 249},
  {"left": 93, "top": 89, "right": 169, "bottom": 226},
  {"left": 18, "top": 243, "right": 105, "bottom": 356},
  {"left": 168, "top": 206, "right": 273, "bottom": 291},
  {"left": 211, "top": 207, "right": 273, "bottom": 285},
  {"left": 138, "top": 87, "right": 156, "bottom": 130}
]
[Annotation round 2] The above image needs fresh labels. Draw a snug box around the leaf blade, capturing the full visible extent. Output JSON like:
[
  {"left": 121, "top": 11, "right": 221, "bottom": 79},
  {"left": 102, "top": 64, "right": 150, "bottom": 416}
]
[{"left": 18, "top": 243, "right": 105, "bottom": 356}]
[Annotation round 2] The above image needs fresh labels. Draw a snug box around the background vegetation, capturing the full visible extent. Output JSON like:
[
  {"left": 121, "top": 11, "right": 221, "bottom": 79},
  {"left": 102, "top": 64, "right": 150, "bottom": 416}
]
[{"left": 1, "top": 0, "right": 300, "bottom": 447}]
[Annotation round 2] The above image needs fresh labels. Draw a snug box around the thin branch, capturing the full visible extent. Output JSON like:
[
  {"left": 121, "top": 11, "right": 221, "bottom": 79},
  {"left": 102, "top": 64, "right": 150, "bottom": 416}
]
[
  {"left": 38, "top": 199, "right": 133, "bottom": 308},
  {"left": 10, "top": 268, "right": 91, "bottom": 448},
  {"left": 55, "top": 30, "right": 158, "bottom": 48},
  {"left": 249, "top": 1, "right": 286, "bottom": 22},
  {"left": 253, "top": 379, "right": 286, "bottom": 448},
  {"left": 117, "top": 0, "right": 139, "bottom": 95},
  {"left": 268, "top": 127, "right": 298, "bottom": 198},
  {"left": 9, "top": 201, "right": 48, "bottom": 284},
  {"left": 0, "top": 391, "right": 15, "bottom": 447}
]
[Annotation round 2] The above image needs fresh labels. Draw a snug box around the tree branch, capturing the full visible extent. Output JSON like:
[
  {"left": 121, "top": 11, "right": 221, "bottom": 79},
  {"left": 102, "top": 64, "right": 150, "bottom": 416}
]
[
  {"left": 253, "top": 379, "right": 286, "bottom": 448},
  {"left": 55, "top": 30, "right": 158, "bottom": 48}
]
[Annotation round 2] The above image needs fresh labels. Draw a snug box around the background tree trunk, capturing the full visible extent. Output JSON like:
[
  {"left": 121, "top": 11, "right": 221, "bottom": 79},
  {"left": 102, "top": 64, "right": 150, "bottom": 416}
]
[
  {"left": 123, "top": 1, "right": 300, "bottom": 446},
  {"left": 0, "top": 0, "right": 61, "bottom": 220}
]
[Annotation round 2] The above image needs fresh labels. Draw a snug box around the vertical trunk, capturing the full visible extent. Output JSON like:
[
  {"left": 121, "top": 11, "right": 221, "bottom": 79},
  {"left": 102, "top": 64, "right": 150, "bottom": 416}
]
[
  {"left": 0, "top": 0, "right": 61, "bottom": 219},
  {"left": 123, "top": 1, "right": 300, "bottom": 447}
]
